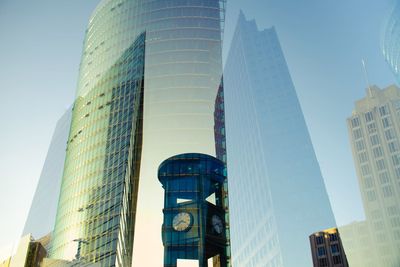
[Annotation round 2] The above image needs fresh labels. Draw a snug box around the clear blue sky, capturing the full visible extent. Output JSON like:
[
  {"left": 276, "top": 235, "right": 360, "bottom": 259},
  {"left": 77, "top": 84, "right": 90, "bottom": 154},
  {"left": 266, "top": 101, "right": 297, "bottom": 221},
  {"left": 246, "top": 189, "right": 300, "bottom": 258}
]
[{"left": 0, "top": 0, "right": 396, "bottom": 253}]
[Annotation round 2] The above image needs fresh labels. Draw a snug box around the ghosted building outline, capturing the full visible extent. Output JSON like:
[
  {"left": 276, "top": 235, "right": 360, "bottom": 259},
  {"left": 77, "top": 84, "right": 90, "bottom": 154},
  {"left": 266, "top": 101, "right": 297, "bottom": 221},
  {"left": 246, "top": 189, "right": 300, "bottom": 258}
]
[
  {"left": 223, "top": 11, "right": 336, "bottom": 267},
  {"left": 23, "top": 107, "right": 72, "bottom": 241}
]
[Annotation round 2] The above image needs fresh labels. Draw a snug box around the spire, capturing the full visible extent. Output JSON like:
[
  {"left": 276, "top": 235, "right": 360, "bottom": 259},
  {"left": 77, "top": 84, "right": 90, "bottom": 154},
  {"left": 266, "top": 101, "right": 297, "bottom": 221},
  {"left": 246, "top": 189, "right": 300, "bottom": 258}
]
[{"left": 362, "top": 59, "right": 373, "bottom": 97}]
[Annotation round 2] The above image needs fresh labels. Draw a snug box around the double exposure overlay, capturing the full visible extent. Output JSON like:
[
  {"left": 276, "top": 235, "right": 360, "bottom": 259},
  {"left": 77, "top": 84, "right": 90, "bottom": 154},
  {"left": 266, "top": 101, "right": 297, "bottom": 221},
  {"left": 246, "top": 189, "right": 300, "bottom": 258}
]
[{"left": 3, "top": 1, "right": 400, "bottom": 267}]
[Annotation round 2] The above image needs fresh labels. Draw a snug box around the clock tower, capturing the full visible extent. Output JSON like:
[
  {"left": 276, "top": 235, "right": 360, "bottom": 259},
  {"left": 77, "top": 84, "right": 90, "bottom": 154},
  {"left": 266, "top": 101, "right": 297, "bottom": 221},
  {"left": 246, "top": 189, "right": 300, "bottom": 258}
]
[{"left": 158, "top": 153, "right": 228, "bottom": 267}]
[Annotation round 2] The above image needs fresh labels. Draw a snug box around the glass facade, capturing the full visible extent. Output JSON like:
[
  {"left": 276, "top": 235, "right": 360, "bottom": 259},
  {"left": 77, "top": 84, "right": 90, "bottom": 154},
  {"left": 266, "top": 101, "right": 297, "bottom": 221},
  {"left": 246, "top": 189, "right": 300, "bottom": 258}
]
[
  {"left": 23, "top": 107, "right": 72, "bottom": 240},
  {"left": 50, "top": 0, "right": 228, "bottom": 266},
  {"left": 224, "top": 12, "right": 336, "bottom": 267},
  {"left": 132, "top": 1, "right": 228, "bottom": 266},
  {"left": 383, "top": 1, "right": 400, "bottom": 84},
  {"left": 50, "top": 16, "right": 146, "bottom": 267}
]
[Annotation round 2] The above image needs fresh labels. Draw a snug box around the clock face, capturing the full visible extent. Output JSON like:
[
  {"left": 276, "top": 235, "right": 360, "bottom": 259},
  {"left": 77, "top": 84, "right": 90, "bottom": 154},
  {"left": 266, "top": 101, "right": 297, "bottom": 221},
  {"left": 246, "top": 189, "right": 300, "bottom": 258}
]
[
  {"left": 172, "top": 212, "right": 192, "bottom": 232},
  {"left": 212, "top": 215, "right": 223, "bottom": 234}
]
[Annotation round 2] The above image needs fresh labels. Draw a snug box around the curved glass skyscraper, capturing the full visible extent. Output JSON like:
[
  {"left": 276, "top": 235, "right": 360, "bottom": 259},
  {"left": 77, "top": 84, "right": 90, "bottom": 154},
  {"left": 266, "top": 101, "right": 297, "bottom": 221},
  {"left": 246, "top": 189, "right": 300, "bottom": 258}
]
[
  {"left": 50, "top": 0, "right": 228, "bottom": 266},
  {"left": 383, "top": 1, "right": 400, "bottom": 84}
]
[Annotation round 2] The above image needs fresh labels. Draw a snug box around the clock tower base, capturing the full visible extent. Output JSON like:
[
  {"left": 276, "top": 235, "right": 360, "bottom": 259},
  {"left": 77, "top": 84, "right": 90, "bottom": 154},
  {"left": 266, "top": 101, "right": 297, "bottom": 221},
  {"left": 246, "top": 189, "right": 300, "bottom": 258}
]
[{"left": 158, "top": 153, "right": 229, "bottom": 267}]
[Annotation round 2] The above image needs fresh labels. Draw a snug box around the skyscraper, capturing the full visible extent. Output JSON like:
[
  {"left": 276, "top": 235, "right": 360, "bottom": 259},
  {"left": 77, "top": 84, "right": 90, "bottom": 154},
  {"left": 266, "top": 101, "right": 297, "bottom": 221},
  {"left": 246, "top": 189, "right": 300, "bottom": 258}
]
[
  {"left": 23, "top": 107, "right": 72, "bottom": 240},
  {"left": 51, "top": 30, "right": 146, "bottom": 266},
  {"left": 223, "top": 12, "right": 336, "bottom": 267},
  {"left": 345, "top": 84, "right": 400, "bottom": 266},
  {"left": 50, "top": 0, "right": 228, "bottom": 266},
  {"left": 383, "top": 1, "right": 400, "bottom": 84}
]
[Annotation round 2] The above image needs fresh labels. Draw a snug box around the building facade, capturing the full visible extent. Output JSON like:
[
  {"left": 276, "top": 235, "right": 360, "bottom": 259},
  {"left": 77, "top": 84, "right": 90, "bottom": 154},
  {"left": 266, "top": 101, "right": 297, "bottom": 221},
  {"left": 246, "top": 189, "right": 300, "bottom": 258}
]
[
  {"left": 23, "top": 107, "right": 72, "bottom": 241},
  {"left": 338, "top": 221, "right": 377, "bottom": 267},
  {"left": 383, "top": 1, "right": 400, "bottom": 84},
  {"left": 50, "top": 0, "right": 228, "bottom": 266},
  {"left": 345, "top": 84, "right": 400, "bottom": 266},
  {"left": 309, "top": 228, "right": 349, "bottom": 267},
  {"left": 223, "top": 12, "right": 336, "bottom": 267}
]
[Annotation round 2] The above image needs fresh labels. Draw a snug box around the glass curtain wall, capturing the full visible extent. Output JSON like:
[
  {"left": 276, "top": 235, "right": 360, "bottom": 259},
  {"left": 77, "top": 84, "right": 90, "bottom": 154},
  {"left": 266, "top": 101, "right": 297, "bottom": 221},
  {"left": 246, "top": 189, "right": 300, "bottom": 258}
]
[
  {"left": 133, "top": 0, "right": 228, "bottom": 266},
  {"left": 50, "top": 1, "right": 146, "bottom": 266},
  {"left": 50, "top": 0, "right": 228, "bottom": 266},
  {"left": 224, "top": 12, "right": 336, "bottom": 267},
  {"left": 383, "top": 1, "right": 400, "bottom": 84}
]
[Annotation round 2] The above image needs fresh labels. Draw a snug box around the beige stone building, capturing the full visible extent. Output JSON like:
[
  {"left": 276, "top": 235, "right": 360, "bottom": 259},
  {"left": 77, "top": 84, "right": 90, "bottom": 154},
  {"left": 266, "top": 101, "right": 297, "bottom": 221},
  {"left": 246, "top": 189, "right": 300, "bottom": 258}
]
[{"left": 344, "top": 84, "right": 400, "bottom": 266}]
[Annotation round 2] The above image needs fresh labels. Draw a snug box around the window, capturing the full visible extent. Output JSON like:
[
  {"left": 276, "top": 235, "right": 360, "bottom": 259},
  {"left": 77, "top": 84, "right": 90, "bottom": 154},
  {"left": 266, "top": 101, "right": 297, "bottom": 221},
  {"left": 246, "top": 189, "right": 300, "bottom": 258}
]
[
  {"left": 367, "top": 123, "right": 376, "bottom": 133},
  {"left": 379, "top": 172, "right": 390, "bottom": 184},
  {"left": 351, "top": 117, "right": 360, "bottom": 127},
  {"left": 331, "top": 244, "right": 340, "bottom": 254},
  {"left": 318, "top": 258, "right": 328, "bottom": 266},
  {"left": 373, "top": 221, "right": 385, "bottom": 232},
  {"left": 373, "top": 147, "right": 383, "bottom": 158},
  {"left": 394, "top": 100, "right": 400, "bottom": 110},
  {"left": 379, "top": 105, "right": 389, "bottom": 116},
  {"left": 318, "top": 247, "right": 326, "bottom": 256},
  {"left": 361, "top": 164, "right": 371, "bottom": 175},
  {"left": 393, "top": 155, "right": 400, "bottom": 166},
  {"left": 385, "top": 129, "right": 396, "bottom": 141},
  {"left": 365, "top": 111, "right": 374, "bottom": 122},
  {"left": 333, "top": 256, "right": 342, "bottom": 264},
  {"left": 367, "top": 190, "right": 377, "bottom": 201},
  {"left": 316, "top": 236, "right": 324, "bottom": 245},
  {"left": 376, "top": 159, "right": 386, "bottom": 171},
  {"left": 390, "top": 217, "right": 400, "bottom": 227},
  {"left": 353, "top": 128, "right": 363, "bottom": 139},
  {"left": 388, "top": 206, "right": 399, "bottom": 216},
  {"left": 382, "top": 117, "right": 392, "bottom": 128},
  {"left": 329, "top": 233, "right": 338, "bottom": 242},
  {"left": 364, "top": 177, "right": 374, "bottom": 188},
  {"left": 371, "top": 209, "right": 382, "bottom": 219},
  {"left": 358, "top": 152, "right": 368, "bottom": 163},
  {"left": 394, "top": 231, "right": 400, "bottom": 240},
  {"left": 355, "top": 140, "right": 365, "bottom": 151},
  {"left": 370, "top": 135, "right": 380, "bottom": 146},
  {"left": 388, "top": 142, "right": 399, "bottom": 153},
  {"left": 383, "top": 186, "right": 393, "bottom": 198}
]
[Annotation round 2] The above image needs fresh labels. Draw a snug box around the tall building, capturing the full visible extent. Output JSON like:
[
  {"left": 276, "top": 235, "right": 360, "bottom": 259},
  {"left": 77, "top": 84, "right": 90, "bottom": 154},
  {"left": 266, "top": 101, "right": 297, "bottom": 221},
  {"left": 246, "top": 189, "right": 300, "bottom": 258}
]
[
  {"left": 50, "top": 0, "right": 228, "bottom": 266},
  {"left": 309, "top": 228, "right": 349, "bottom": 267},
  {"left": 223, "top": 12, "right": 336, "bottom": 267},
  {"left": 23, "top": 107, "right": 72, "bottom": 240},
  {"left": 345, "top": 84, "right": 400, "bottom": 266},
  {"left": 383, "top": 1, "right": 400, "bottom": 84}
]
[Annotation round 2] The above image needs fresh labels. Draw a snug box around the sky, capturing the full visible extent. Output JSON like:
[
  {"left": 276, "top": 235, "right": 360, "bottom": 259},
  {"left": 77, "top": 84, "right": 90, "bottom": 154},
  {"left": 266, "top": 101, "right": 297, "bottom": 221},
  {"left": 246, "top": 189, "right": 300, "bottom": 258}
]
[{"left": 0, "top": 0, "right": 397, "bottom": 259}]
